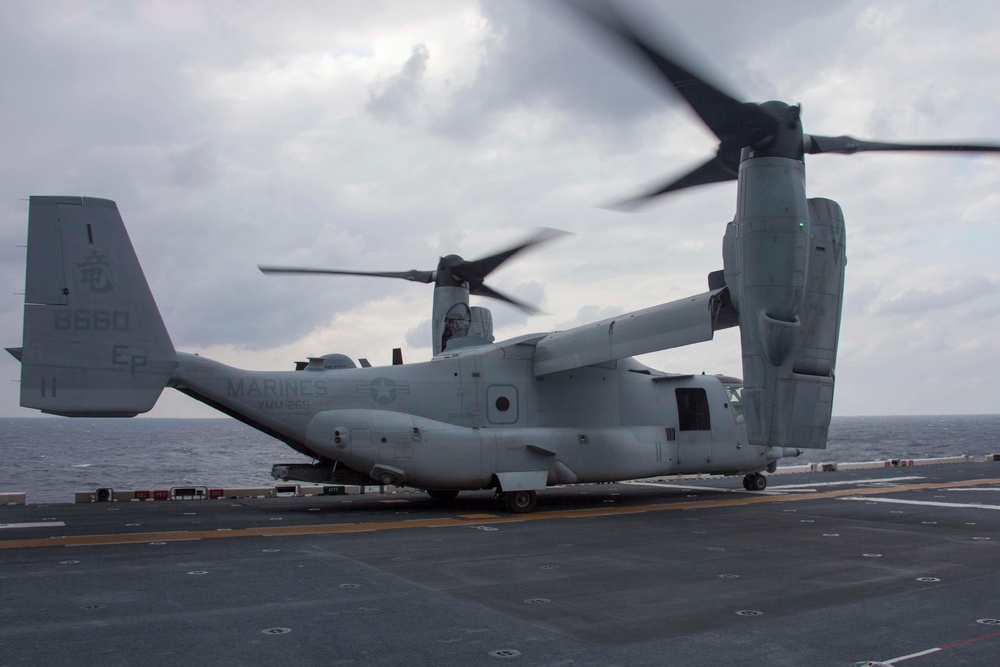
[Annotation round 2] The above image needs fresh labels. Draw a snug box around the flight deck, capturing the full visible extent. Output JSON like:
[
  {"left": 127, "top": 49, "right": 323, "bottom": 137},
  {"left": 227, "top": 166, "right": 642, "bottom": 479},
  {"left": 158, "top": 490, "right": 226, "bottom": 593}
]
[{"left": 2, "top": 462, "right": 999, "bottom": 666}]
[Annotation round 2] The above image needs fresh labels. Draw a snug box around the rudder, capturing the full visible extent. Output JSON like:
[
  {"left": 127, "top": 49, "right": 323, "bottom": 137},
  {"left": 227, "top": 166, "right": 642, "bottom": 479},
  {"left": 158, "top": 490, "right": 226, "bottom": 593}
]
[{"left": 17, "top": 196, "right": 177, "bottom": 416}]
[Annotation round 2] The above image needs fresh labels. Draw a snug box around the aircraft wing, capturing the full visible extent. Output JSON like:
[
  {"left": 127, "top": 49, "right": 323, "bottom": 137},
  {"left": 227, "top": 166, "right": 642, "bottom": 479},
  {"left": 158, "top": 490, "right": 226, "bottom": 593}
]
[{"left": 533, "top": 287, "right": 737, "bottom": 376}]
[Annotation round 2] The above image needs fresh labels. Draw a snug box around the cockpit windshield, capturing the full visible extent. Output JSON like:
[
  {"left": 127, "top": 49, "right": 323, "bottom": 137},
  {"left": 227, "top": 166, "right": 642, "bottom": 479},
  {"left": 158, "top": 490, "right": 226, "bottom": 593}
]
[{"left": 723, "top": 384, "right": 745, "bottom": 423}]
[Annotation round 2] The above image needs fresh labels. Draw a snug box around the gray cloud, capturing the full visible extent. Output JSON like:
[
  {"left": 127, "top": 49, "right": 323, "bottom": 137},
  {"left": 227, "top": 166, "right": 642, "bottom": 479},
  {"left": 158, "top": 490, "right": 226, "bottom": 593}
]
[
  {"left": 367, "top": 44, "right": 430, "bottom": 122},
  {"left": 877, "top": 276, "right": 996, "bottom": 317},
  {"left": 167, "top": 142, "right": 221, "bottom": 188},
  {"left": 3, "top": 1, "right": 1000, "bottom": 417},
  {"left": 434, "top": 1, "right": 846, "bottom": 143}
]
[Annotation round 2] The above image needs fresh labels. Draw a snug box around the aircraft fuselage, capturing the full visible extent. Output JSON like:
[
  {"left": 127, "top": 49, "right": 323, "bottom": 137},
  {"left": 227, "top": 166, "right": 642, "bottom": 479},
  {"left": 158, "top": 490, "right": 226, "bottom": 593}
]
[{"left": 171, "top": 337, "right": 785, "bottom": 491}]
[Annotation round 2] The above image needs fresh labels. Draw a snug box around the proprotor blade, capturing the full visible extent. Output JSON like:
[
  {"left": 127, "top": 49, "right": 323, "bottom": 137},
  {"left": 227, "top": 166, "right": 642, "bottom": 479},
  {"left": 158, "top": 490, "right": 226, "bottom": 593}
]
[
  {"left": 607, "top": 154, "right": 739, "bottom": 211},
  {"left": 447, "top": 228, "right": 566, "bottom": 313},
  {"left": 258, "top": 266, "right": 435, "bottom": 284},
  {"left": 454, "top": 228, "right": 568, "bottom": 284},
  {"left": 566, "top": 1, "right": 775, "bottom": 150},
  {"left": 806, "top": 134, "right": 1000, "bottom": 155},
  {"left": 471, "top": 283, "right": 541, "bottom": 314},
  {"left": 260, "top": 228, "right": 567, "bottom": 313}
]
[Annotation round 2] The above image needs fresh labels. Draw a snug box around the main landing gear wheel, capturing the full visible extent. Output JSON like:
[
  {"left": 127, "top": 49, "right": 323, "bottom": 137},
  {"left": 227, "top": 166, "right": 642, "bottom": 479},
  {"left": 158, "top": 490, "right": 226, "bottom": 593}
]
[
  {"left": 426, "top": 489, "right": 460, "bottom": 502},
  {"left": 501, "top": 490, "right": 537, "bottom": 513},
  {"left": 742, "top": 473, "right": 767, "bottom": 491}
]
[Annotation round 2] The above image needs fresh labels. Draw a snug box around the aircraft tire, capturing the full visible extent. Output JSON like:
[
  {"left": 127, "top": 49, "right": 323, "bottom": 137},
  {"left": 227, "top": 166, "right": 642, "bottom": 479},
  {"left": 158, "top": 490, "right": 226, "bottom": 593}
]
[
  {"left": 502, "top": 490, "right": 537, "bottom": 513},
  {"left": 426, "top": 489, "right": 460, "bottom": 502},
  {"left": 742, "top": 475, "right": 753, "bottom": 491},
  {"left": 750, "top": 473, "right": 767, "bottom": 491}
]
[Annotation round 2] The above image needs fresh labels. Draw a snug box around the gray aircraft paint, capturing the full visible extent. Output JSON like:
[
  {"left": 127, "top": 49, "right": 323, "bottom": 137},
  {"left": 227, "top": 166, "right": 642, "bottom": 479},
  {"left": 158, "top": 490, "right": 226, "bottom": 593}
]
[
  {"left": 10, "top": 196, "right": 790, "bottom": 503},
  {"left": 17, "top": 197, "right": 177, "bottom": 417},
  {"left": 9, "top": 5, "right": 1000, "bottom": 512}
]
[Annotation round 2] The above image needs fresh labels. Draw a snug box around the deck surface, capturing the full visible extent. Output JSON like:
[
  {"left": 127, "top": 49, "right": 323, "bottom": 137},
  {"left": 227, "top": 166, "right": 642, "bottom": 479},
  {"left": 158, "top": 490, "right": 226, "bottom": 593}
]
[{"left": 2, "top": 463, "right": 999, "bottom": 666}]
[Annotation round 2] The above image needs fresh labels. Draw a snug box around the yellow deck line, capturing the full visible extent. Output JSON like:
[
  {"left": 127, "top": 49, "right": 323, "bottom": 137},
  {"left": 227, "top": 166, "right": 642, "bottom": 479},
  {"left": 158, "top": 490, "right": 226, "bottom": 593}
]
[{"left": 2, "top": 477, "right": 998, "bottom": 551}]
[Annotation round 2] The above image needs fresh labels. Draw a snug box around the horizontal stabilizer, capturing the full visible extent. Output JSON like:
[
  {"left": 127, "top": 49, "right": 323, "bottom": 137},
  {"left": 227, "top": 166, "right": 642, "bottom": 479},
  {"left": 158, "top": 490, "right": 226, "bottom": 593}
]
[{"left": 17, "top": 196, "right": 177, "bottom": 417}]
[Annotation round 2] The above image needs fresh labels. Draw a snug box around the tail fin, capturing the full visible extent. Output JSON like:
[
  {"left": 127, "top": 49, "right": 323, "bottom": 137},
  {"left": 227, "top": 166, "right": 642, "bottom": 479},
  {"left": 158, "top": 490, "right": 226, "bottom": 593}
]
[{"left": 16, "top": 196, "right": 177, "bottom": 417}]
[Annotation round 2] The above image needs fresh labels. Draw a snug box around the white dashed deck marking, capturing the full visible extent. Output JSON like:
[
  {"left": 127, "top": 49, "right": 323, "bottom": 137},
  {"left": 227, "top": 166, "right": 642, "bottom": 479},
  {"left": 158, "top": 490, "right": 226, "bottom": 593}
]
[{"left": 842, "top": 497, "right": 1000, "bottom": 511}]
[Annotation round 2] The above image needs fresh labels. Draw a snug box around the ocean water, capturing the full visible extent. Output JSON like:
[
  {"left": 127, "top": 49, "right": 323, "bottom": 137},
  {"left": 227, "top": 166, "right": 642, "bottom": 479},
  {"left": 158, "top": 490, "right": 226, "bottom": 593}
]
[
  {"left": 0, "top": 418, "right": 312, "bottom": 504},
  {"left": 1, "top": 415, "right": 999, "bottom": 503}
]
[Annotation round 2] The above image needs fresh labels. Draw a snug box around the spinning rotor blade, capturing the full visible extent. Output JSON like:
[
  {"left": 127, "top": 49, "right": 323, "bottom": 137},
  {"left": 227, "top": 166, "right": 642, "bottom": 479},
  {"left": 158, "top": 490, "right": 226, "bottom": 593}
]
[
  {"left": 607, "top": 154, "right": 739, "bottom": 211},
  {"left": 446, "top": 228, "right": 566, "bottom": 313},
  {"left": 471, "top": 283, "right": 542, "bottom": 314},
  {"left": 258, "top": 266, "right": 435, "bottom": 284},
  {"left": 567, "top": 1, "right": 1000, "bottom": 207},
  {"left": 452, "top": 228, "right": 568, "bottom": 285},
  {"left": 259, "top": 228, "right": 567, "bottom": 314},
  {"left": 805, "top": 135, "right": 1000, "bottom": 156},
  {"left": 568, "top": 1, "right": 776, "bottom": 153}
]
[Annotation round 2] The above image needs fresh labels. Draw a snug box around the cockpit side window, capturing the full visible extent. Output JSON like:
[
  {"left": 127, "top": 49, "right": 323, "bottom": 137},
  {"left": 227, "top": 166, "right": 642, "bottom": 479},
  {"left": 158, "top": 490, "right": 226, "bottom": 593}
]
[{"left": 723, "top": 384, "right": 745, "bottom": 424}]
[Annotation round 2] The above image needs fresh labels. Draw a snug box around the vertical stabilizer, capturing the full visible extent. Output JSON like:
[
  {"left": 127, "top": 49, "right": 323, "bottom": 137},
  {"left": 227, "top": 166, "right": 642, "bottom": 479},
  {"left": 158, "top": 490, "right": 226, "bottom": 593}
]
[{"left": 18, "top": 196, "right": 177, "bottom": 416}]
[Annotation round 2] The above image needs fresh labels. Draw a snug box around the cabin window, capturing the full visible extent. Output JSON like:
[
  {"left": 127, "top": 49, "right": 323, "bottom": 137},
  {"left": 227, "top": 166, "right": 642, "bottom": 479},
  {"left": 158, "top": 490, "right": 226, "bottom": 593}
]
[
  {"left": 676, "top": 388, "right": 711, "bottom": 431},
  {"left": 487, "top": 384, "right": 518, "bottom": 424}
]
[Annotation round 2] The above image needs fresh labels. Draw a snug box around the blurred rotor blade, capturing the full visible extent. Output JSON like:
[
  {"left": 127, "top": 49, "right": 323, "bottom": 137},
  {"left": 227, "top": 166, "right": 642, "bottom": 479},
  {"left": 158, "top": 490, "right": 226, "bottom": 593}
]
[
  {"left": 259, "top": 229, "right": 567, "bottom": 315},
  {"left": 606, "top": 154, "right": 739, "bottom": 210},
  {"left": 471, "top": 283, "right": 541, "bottom": 314},
  {"left": 455, "top": 228, "right": 569, "bottom": 283},
  {"left": 806, "top": 134, "right": 1000, "bottom": 155},
  {"left": 567, "top": 1, "right": 775, "bottom": 148},
  {"left": 258, "top": 266, "right": 435, "bottom": 283}
]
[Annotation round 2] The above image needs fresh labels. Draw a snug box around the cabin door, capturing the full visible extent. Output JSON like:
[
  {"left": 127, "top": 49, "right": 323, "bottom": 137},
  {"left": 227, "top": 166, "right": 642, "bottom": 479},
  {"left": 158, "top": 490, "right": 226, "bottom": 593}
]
[{"left": 676, "top": 387, "right": 714, "bottom": 468}]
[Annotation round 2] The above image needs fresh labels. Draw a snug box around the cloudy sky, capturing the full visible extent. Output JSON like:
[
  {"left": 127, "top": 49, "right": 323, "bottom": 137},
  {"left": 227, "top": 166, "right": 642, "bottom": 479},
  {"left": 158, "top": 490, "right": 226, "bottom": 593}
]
[{"left": 2, "top": 0, "right": 999, "bottom": 418}]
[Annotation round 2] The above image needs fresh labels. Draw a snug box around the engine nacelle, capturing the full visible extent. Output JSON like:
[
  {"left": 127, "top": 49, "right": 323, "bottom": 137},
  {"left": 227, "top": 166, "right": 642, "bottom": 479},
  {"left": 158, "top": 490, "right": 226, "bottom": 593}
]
[
  {"left": 723, "top": 157, "right": 846, "bottom": 449},
  {"left": 469, "top": 306, "right": 494, "bottom": 343}
]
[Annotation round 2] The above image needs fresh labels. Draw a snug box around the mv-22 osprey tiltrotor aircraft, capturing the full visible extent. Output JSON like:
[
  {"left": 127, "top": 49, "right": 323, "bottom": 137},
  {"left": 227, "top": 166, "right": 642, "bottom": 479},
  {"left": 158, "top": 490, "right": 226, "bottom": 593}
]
[{"left": 8, "top": 4, "right": 1000, "bottom": 512}]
